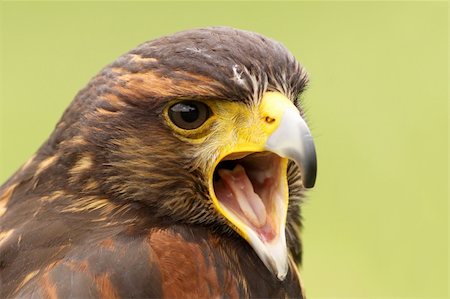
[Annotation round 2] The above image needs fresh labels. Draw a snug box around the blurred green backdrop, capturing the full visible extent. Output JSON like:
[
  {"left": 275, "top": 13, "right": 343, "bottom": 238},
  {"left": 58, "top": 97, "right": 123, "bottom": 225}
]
[{"left": 0, "top": 1, "right": 448, "bottom": 298}]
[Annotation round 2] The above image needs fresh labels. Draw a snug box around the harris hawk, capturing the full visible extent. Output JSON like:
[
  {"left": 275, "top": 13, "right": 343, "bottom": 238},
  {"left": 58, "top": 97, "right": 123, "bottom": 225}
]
[{"left": 0, "top": 27, "right": 317, "bottom": 298}]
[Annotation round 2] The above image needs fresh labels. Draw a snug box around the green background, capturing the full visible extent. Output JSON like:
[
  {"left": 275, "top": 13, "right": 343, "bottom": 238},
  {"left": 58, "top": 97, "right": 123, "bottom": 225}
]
[{"left": 0, "top": 1, "right": 448, "bottom": 298}]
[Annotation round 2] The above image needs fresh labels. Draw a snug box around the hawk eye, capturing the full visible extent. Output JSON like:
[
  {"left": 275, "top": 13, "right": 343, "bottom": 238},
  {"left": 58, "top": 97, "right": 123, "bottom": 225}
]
[{"left": 168, "top": 101, "right": 211, "bottom": 130}]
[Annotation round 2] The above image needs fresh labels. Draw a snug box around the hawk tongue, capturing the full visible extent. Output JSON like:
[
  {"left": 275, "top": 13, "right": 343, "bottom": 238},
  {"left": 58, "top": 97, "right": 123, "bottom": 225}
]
[{"left": 217, "top": 165, "right": 267, "bottom": 228}]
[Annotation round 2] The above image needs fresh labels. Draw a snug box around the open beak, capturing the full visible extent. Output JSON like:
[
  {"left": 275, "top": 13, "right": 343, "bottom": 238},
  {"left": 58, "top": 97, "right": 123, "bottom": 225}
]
[{"left": 209, "top": 92, "right": 317, "bottom": 280}]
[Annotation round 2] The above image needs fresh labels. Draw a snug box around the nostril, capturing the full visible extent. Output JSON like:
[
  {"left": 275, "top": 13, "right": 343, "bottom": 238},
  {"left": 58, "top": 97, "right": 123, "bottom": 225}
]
[{"left": 265, "top": 116, "right": 276, "bottom": 124}]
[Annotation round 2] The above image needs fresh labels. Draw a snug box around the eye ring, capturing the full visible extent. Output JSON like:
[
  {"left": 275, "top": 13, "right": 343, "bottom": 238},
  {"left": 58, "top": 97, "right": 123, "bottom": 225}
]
[{"left": 168, "top": 100, "right": 212, "bottom": 130}]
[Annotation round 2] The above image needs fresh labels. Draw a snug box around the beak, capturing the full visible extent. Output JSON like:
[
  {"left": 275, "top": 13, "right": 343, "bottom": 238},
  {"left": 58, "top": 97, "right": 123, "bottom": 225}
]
[
  {"left": 209, "top": 92, "right": 317, "bottom": 280},
  {"left": 265, "top": 100, "right": 317, "bottom": 188}
]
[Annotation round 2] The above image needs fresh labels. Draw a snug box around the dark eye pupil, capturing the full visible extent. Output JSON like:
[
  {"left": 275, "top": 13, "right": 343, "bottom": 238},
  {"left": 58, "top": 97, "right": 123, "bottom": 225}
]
[{"left": 179, "top": 105, "right": 199, "bottom": 123}]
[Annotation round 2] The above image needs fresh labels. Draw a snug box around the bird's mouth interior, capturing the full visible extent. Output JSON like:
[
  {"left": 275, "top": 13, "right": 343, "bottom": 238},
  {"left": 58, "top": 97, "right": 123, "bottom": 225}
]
[{"left": 213, "top": 151, "right": 287, "bottom": 242}]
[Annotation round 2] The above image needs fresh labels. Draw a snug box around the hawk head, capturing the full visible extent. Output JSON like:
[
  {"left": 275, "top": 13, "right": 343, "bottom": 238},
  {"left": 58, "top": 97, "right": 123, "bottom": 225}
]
[{"left": 34, "top": 27, "right": 316, "bottom": 280}]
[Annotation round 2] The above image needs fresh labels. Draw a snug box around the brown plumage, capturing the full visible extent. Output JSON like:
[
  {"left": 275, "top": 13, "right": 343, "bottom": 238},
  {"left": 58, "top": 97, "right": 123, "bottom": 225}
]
[{"left": 0, "top": 27, "right": 312, "bottom": 298}]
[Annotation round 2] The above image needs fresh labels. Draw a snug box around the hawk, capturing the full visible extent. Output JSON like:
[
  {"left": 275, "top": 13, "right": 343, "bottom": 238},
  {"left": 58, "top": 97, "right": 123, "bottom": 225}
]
[{"left": 0, "top": 27, "right": 317, "bottom": 298}]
